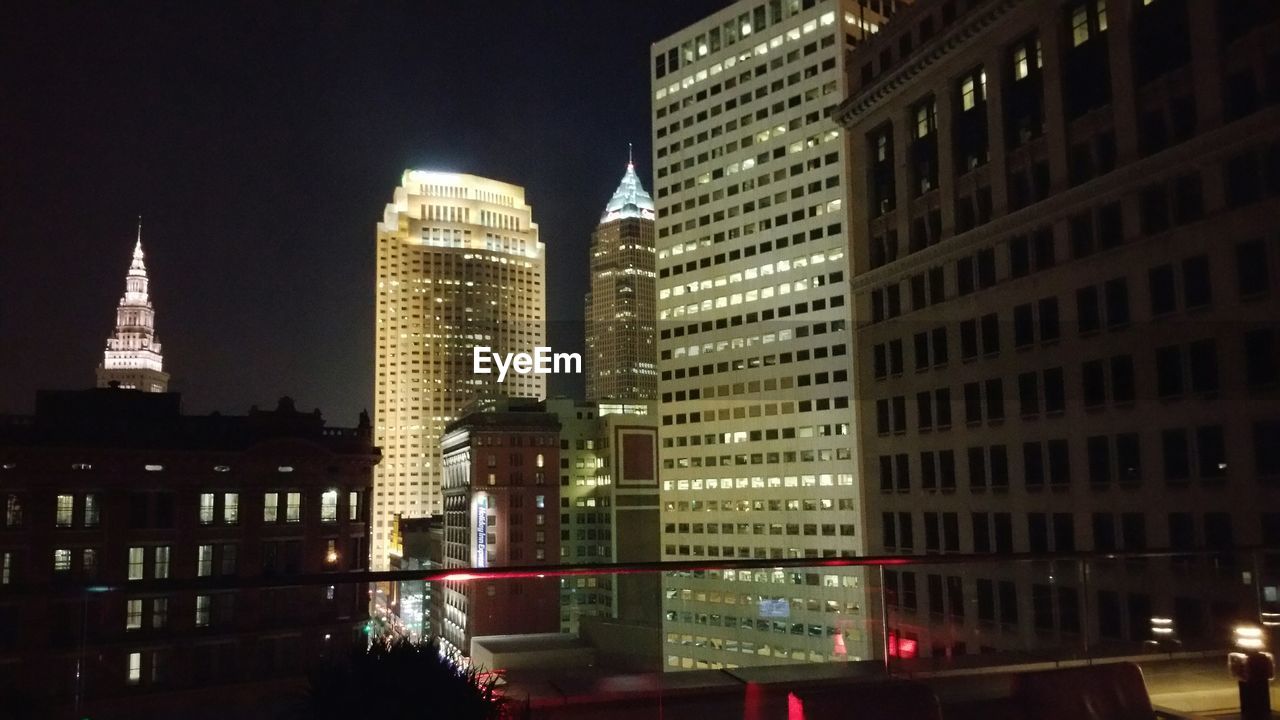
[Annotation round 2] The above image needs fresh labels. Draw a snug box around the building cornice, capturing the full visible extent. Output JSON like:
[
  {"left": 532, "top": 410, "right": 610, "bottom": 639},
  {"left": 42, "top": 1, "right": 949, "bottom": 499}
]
[{"left": 834, "top": 0, "right": 1018, "bottom": 129}]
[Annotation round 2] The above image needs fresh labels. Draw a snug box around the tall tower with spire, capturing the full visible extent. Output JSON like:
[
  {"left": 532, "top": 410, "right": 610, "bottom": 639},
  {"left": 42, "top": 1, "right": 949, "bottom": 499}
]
[
  {"left": 584, "top": 156, "right": 657, "bottom": 402},
  {"left": 96, "top": 220, "right": 169, "bottom": 392}
]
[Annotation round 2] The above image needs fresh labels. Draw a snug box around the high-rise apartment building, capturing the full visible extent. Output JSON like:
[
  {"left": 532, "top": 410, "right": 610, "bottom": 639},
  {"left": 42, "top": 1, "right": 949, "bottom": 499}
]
[
  {"left": 97, "top": 224, "right": 169, "bottom": 393},
  {"left": 374, "top": 171, "right": 546, "bottom": 567},
  {"left": 585, "top": 161, "right": 658, "bottom": 402},
  {"left": 837, "top": 0, "right": 1280, "bottom": 656},
  {"left": 651, "top": 0, "right": 896, "bottom": 669}
]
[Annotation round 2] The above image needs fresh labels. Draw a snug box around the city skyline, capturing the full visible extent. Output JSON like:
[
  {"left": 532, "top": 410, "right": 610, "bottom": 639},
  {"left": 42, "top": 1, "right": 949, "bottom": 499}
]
[{"left": 0, "top": 0, "right": 729, "bottom": 422}]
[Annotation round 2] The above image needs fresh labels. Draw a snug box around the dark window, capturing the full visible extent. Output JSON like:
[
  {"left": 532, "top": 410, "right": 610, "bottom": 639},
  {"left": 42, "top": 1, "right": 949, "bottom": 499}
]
[
  {"left": 960, "top": 320, "right": 978, "bottom": 359},
  {"left": 1188, "top": 339, "right": 1218, "bottom": 393},
  {"left": 1117, "top": 433, "right": 1141, "bottom": 483},
  {"left": 1024, "top": 442, "right": 1045, "bottom": 488},
  {"left": 1048, "top": 439, "right": 1070, "bottom": 486},
  {"left": 1039, "top": 298, "right": 1060, "bottom": 342},
  {"left": 1183, "top": 256, "right": 1211, "bottom": 308},
  {"left": 986, "top": 379, "right": 1004, "bottom": 420},
  {"left": 1088, "top": 436, "right": 1111, "bottom": 485},
  {"left": 936, "top": 389, "right": 952, "bottom": 428},
  {"left": 1111, "top": 355, "right": 1135, "bottom": 403},
  {"left": 1197, "top": 425, "right": 1226, "bottom": 479},
  {"left": 973, "top": 513, "right": 991, "bottom": 552},
  {"left": 968, "top": 446, "right": 986, "bottom": 489},
  {"left": 1236, "top": 239, "right": 1271, "bottom": 297},
  {"left": 1014, "top": 304, "right": 1034, "bottom": 347},
  {"left": 1018, "top": 372, "right": 1039, "bottom": 415},
  {"left": 1156, "top": 346, "right": 1183, "bottom": 397},
  {"left": 932, "top": 327, "right": 949, "bottom": 365},
  {"left": 1082, "top": 360, "right": 1106, "bottom": 407},
  {"left": 1149, "top": 264, "right": 1176, "bottom": 315},
  {"left": 1010, "top": 235, "right": 1030, "bottom": 277},
  {"left": 1256, "top": 421, "right": 1280, "bottom": 476},
  {"left": 1077, "top": 287, "right": 1100, "bottom": 333},
  {"left": 1245, "top": 329, "right": 1278, "bottom": 385},
  {"left": 1173, "top": 174, "right": 1204, "bottom": 225},
  {"left": 1105, "top": 278, "right": 1130, "bottom": 327},
  {"left": 964, "top": 383, "right": 982, "bottom": 423},
  {"left": 1044, "top": 367, "right": 1066, "bottom": 413},
  {"left": 981, "top": 313, "right": 1000, "bottom": 354},
  {"left": 1162, "top": 429, "right": 1190, "bottom": 482},
  {"left": 1093, "top": 514, "right": 1117, "bottom": 551}
]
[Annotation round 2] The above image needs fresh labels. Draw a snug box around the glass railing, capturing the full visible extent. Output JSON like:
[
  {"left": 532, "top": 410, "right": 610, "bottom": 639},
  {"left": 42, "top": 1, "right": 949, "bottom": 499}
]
[{"left": 3, "top": 547, "right": 1276, "bottom": 718}]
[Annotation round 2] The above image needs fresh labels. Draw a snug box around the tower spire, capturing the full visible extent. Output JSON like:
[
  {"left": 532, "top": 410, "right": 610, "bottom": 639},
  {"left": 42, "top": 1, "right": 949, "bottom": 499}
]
[
  {"left": 96, "top": 221, "right": 169, "bottom": 393},
  {"left": 628, "top": 142, "right": 634, "bottom": 167}
]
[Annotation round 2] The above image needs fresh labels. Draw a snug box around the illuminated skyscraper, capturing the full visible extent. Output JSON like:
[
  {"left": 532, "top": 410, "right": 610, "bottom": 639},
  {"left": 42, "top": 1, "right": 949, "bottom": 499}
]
[
  {"left": 373, "top": 171, "right": 546, "bottom": 567},
  {"left": 585, "top": 159, "right": 658, "bottom": 402},
  {"left": 97, "top": 221, "right": 169, "bottom": 393},
  {"left": 651, "top": 0, "right": 896, "bottom": 668}
]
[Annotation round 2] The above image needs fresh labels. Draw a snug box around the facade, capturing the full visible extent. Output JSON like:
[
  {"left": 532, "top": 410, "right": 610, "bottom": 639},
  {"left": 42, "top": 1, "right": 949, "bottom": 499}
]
[
  {"left": 545, "top": 398, "right": 660, "bottom": 634},
  {"left": 651, "top": 0, "right": 898, "bottom": 669},
  {"left": 584, "top": 162, "right": 658, "bottom": 402},
  {"left": 388, "top": 516, "right": 443, "bottom": 641},
  {"left": 438, "top": 401, "right": 561, "bottom": 658},
  {"left": 836, "top": 0, "right": 1280, "bottom": 657},
  {"left": 0, "top": 389, "right": 377, "bottom": 717},
  {"left": 374, "top": 171, "right": 546, "bottom": 567},
  {"left": 96, "top": 224, "right": 169, "bottom": 393}
]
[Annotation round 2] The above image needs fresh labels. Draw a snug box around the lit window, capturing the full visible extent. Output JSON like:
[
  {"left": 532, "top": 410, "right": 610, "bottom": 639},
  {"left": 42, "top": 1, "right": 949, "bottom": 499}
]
[
  {"left": 321, "top": 490, "right": 338, "bottom": 523},
  {"left": 127, "top": 652, "right": 142, "bottom": 684},
  {"left": 55, "top": 494, "right": 74, "bottom": 527},
  {"left": 54, "top": 548, "right": 72, "bottom": 573},
  {"left": 536, "top": 454, "right": 545, "bottom": 468},
  {"left": 84, "top": 494, "right": 99, "bottom": 528},
  {"left": 126, "top": 599, "right": 142, "bottom": 630},
  {"left": 4, "top": 495, "right": 21, "bottom": 527},
  {"left": 195, "top": 595, "right": 210, "bottom": 627},
  {"left": 154, "top": 546, "right": 170, "bottom": 579},
  {"left": 223, "top": 493, "right": 239, "bottom": 525},
  {"left": 197, "top": 544, "right": 213, "bottom": 577},
  {"left": 1, "top": 552, "right": 9, "bottom": 584},
  {"left": 1071, "top": 5, "right": 1089, "bottom": 46},
  {"left": 82, "top": 548, "right": 98, "bottom": 577},
  {"left": 535, "top": 495, "right": 545, "bottom": 509},
  {"left": 152, "top": 597, "right": 168, "bottom": 628},
  {"left": 128, "top": 547, "right": 144, "bottom": 580},
  {"left": 1014, "top": 46, "right": 1029, "bottom": 80},
  {"left": 264, "top": 492, "right": 279, "bottom": 523},
  {"left": 348, "top": 491, "right": 360, "bottom": 521},
  {"left": 286, "top": 492, "right": 301, "bottom": 523},
  {"left": 198, "top": 493, "right": 215, "bottom": 525}
]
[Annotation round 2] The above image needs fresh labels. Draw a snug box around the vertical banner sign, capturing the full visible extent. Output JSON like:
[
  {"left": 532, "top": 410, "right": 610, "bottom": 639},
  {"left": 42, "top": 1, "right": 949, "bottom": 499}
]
[{"left": 475, "top": 496, "right": 489, "bottom": 568}]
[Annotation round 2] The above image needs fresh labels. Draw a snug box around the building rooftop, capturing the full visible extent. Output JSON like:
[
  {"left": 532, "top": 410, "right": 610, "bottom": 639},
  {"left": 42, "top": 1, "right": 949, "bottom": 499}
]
[{"left": 600, "top": 162, "right": 655, "bottom": 223}]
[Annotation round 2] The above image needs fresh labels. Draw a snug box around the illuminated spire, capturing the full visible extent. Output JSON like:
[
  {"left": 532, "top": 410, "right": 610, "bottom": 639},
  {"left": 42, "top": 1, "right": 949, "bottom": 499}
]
[
  {"left": 96, "top": 219, "right": 169, "bottom": 392},
  {"left": 600, "top": 159, "right": 655, "bottom": 223}
]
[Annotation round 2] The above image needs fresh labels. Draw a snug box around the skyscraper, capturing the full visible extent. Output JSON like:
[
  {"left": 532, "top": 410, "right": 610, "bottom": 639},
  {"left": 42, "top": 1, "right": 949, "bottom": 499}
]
[
  {"left": 373, "top": 171, "right": 546, "bottom": 567},
  {"left": 97, "top": 222, "right": 169, "bottom": 393},
  {"left": 651, "top": 0, "right": 895, "bottom": 669},
  {"left": 585, "top": 160, "right": 658, "bottom": 402}
]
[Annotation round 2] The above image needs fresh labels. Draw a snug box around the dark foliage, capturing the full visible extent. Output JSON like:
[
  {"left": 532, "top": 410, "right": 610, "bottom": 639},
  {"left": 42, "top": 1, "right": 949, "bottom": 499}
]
[{"left": 306, "top": 637, "right": 503, "bottom": 720}]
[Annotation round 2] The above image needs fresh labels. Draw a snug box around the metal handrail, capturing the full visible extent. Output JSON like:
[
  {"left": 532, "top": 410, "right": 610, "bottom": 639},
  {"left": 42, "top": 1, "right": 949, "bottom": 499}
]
[{"left": 3, "top": 545, "right": 1271, "bottom": 597}]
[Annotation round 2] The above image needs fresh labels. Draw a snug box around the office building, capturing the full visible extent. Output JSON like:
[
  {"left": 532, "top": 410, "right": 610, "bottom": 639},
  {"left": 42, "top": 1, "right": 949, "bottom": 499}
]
[
  {"left": 836, "top": 0, "right": 1280, "bottom": 656},
  {"left": 544, "top": 397, "right": 660, "bottom": 634},
  {"left": 0, "top": 389, "right": 377, "bottom": 717},
  {"left": 374, "top": 171, "right": 546, "bottom": 567},
  {"left": 438, "top": 400, "right": 561, "bottom": 657},
  {"left": 96, "top": 223, "right": 169, "bottom": 393},
  {"left": 651, "top": 0, "right": 898, "bottom": 669},
  {"left": 585, "top": 161, "right": 658, "bottom": 402}
]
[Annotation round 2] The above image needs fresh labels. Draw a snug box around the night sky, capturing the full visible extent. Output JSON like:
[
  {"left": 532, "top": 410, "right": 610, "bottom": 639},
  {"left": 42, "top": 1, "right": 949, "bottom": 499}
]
[{"left": 0, "top": 1, "right": 729, "bottom": 425}]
